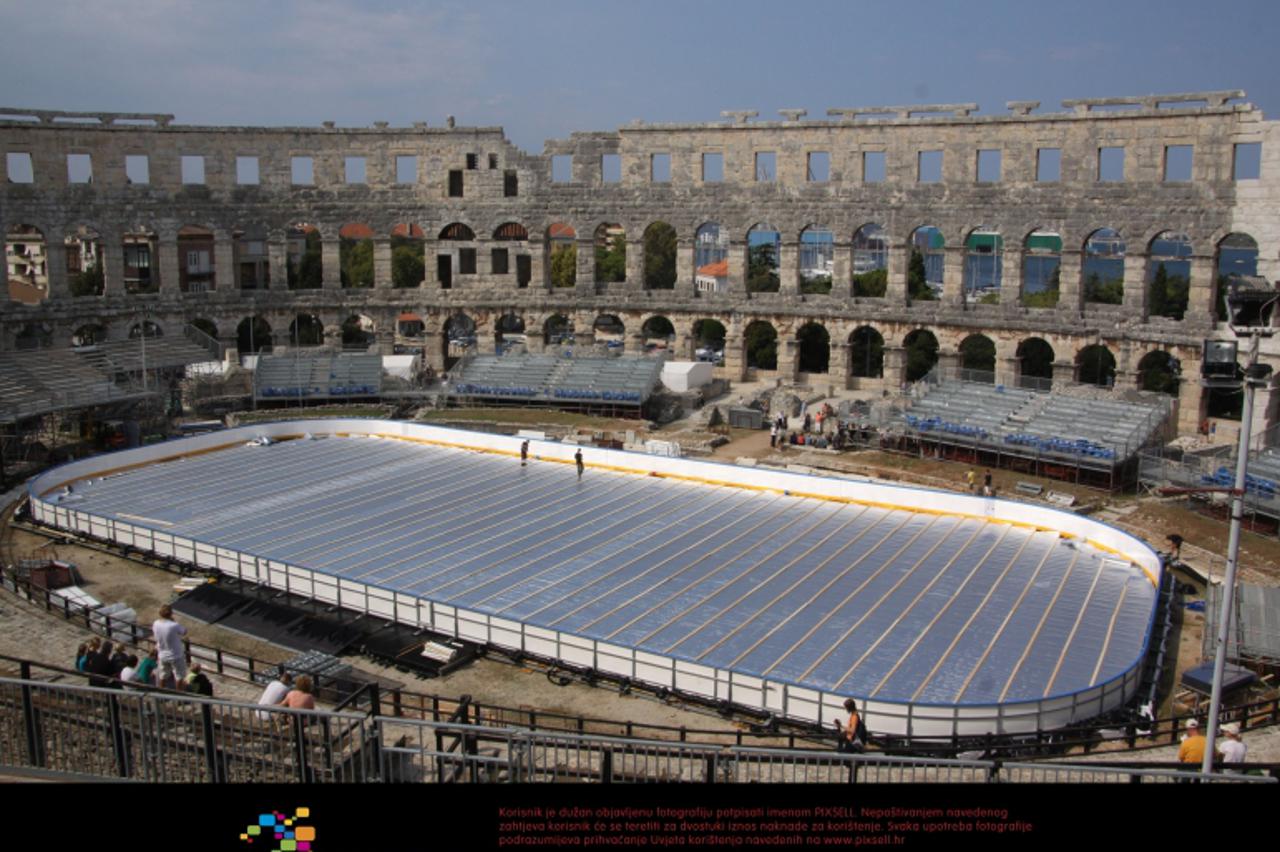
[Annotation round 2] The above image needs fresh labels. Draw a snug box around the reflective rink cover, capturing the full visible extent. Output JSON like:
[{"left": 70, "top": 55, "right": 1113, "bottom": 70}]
[{"left": 35, "top": 428, "right": 1159, "bottom": 732}]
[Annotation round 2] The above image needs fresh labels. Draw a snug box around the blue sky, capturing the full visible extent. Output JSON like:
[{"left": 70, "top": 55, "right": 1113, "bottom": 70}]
[{"left": 1, "top": 0, "right": 1277, "bottom": 152}]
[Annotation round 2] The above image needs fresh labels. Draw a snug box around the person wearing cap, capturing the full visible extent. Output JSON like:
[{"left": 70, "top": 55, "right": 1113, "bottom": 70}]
[
  {"left": 1178, "top": 718, "right": 1206, "bottom": 765},
  {"left": 1217, "top": 722, "right": 1247, "bottom": 772}
]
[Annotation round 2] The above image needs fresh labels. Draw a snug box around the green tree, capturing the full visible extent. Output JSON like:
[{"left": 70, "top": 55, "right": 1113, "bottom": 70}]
[
  {"left": 850, "top": 330, "right": 884, "bottom": 377},
  {"left": 800, "top": 274, "right": 832, "bottom": 295},
  {"left": 290, "top": 231, "right": 323, "bottom": 289},
  {"left": 550, "top": 243, "right": 576, "bottom": 288},
  {"left": 852, "top": 268, "right": 887, "bottom": 297},
  {"left": 1148, "top": 263, "right": 1188, "bottom": 320},
  {"left": 1023, "top": 264, "right": 1060, "bottom": 307},
  {"left": 907, "top": 249, "right": 936, "bottom": 301},
  {"left": 595, "top": 234, "right": 626, "bottom": 283},
  {"left": 643, "top": 223, "right": 676, "bottom": 289},
  {"left": 70, "top": 261, "right": 104, "bottom": 297},
  {"left": 904, "top": 332, "right": 938, "bottom": 382},
  {"left": 340, "top": 239, "right": 374, "bottom": 288},
  {"left": 1086, "top": 272, "right": 1123, "bottom": 305},
  {"left": 747, "top": 243, "right": 780, "bottom": 293},
  {"left": 391, "top": 239, "right": 424, "bottom": 288},
  {"left": 744, "top": 323, "right": 777, "bottom": 369}
]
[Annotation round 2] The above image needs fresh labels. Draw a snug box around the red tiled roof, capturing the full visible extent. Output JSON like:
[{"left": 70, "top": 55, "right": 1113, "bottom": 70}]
[{"left": 697, "top": 259, "right": 728, "bottom": 277}]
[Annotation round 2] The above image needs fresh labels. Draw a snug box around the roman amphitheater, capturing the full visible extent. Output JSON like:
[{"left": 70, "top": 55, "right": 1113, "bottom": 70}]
[{"left": 2, "top": 90, "right": 1278, "bottom": 438}]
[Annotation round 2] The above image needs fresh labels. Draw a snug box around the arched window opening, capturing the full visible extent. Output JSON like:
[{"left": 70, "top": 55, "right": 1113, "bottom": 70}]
[
  {"left": 908, "top": 226, "right": 944, "bottom": 301},
  {"left": 744, "top": 321, "right": 777, "bottom": 370},
  {"left": 287, "top": 223, "right": 322, "bottom": 290},
  {"left": 849, "top": 327, "right": 884, "bottom": 378},
  {"left": 1137, "top": 350, "right": 1181, "bottom": 396},
  {"left": 594, "top": 224, "right": 626, "bottom": 284},
  {"left": 289, "top": 314, "right": 324, "bottom": 347},
  {"left": 391, "top": 223, "right": 425, "bottom": 289},
  {"left": 339, "top": 223, "right": 374, "bottom": 289},
  {"left": 693, "top": 319, "right": 726, "bottom": 363},
  {"left": 851, "top": 224, "right": 888, "bottom": 297},
  {"left": 797, "top": 323, "right": 830, "bottom": 373},
  {"left": 643, "top": 222, "right": 677, "bottom": 290},
  {"left": 747, "top": 225, "right": 781, "bottom": 293},
  {"left": 1016, "top": 338, "right": 1055, "bottom": 387},
  {"left": 1147, "top": 231, "right": 1192, "bottom": 320},
  {"left": 234, "top": 225, "right": 270, "bottom": 291},
  {"left": 1022, "top": 230, "right": 1061, "bottom": 308},
  {"left": 695, "top": 223, "right": 728, "bottom": 294},
  {"left": 547, "top": 223, "right": 576, "bottom": 289},
  {"left": 1076, "top": 345, "right": 1116, "bottom": 387},
  {"left": 543, "top": 314, "right": 574, "bottom": 347},
  {"left": 1083, "top": 228, "right": 1125, "bottom": 305},
  {"left": 71, "top": 323, "right": 105, "bottom": 347},
  {"left": 799, "top": 227, "right": 833, "bottom": 294},
  {"left": 903, "top": 329, "right": 939, "bottom": 382},
  {"left": 123, "top": 228, "right": 159, "bottom": 294},
  {"left": 964, "top": 229, "right": 1002, "bottom": 305},
  {"left": 177, "top": 225, "right": 215, "bottom": 293},
  {"left": 341, "top": 314, "right": 375, "bottom": 350},
  {"left": 236, "top": 316, "right": 273, "bottom": 354},
  {"left": 6, "top": 224, "right": 49, "bottom": 304},
  {"left": 65, "top": 226, "right": 104, "bottom": 297},
  {"left": 1216, "top": 233, "right": 1260, "bottom": 320},
  {"left": 959, "top": 334, "right": 997, "bottom": 381}
]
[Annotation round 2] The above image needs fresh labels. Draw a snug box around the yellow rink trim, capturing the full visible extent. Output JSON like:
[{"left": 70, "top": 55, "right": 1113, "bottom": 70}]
[{"left": 37, "top": 428, "right": 1155, "bottom": 585}]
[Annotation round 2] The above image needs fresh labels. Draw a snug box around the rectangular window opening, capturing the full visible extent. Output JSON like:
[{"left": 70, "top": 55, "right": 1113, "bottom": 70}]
[
  {"left": 123, "top": 155, "right": 149, "bottom": 185},
  {"left": 601, "top": 154, "right": 621, "bottom": 183},
  {"left": 236, "top": 156, "right": 259, "bottom": 185},
  {"left": 488, "top": 153, "right": 498, "bottom": 170},
  {"left": 459, "top": 248, "right": 477, "bottom": 275},
  {"left": 976, "top": 149, "right": 1001, "bottom": 182},
  {"left": 702, "top": 152, "right": 723, "bottom": 182},
  {"left": 1234, "top": 142, "right": 1262, "bottom": 180},
  {"left": 651, "top": 153, "right": 671, "bottom": 183},
  {"left": 448, "top": 170, "right": 463, "bottom": 197},
  {"left": 1036, "top": 148, "right": 1061, "bottom": 182},
  {"left": 291, "top": 156, "right": 314, "bottom": 185},
  {"left": 466, "top": 153, "right": 478, "bottom": 170},
  {"left": 181, "top": 155, "right": 205, "bottom": 185},
  {"left": 6, "top": 152, "right": 33, "bottom": 183},
  {"left": 807, "top": 151, "right": 830, "bottom": 182},
  {"left": 396, "top": 155, "right": 417, "bottom": 184},
  {"left": 67, "top": 153, "right": 93, "bottom": 184},
  {"left": 863, "top": 151, "right": 886, "bottom": 183},
  {"left": 1098, "top": 146, "right": 1125, "bottom": 181},
  {"left": 755, "top": 151, "right": 776, "bottom": 182},
  {"left": 344, "top": 156, "right": 367, "bottom": 184},
  {"left": 492, "top": 248, "right": 509, "bottom": 275},
  {"left": 552, "top": 155, "right": 572, "bottom": 183},
  {"left": 504, "top": 170, "right": 518, "bottom": 197},
  {"left": 1164, "top": 145, "right": 1193, "bottom": 182},
  {"left": 918, "top": 150, "right": 942, "bottom": 183}
]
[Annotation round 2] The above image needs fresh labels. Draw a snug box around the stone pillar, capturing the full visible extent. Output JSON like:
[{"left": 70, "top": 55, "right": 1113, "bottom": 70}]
[
  {"left": 883, "top": 346, "right": 907, "bottom": 389},
  {"left": 214, "top": 235, "right": 235, "bottom": 293},
  {"left": 574, "top": 329, "right": 594, "bottom": 349},
  {"left": 676, "top": 331, "right": 696, "bottom": 360},
  {"left": 1001, "top": 356, "right": 1022, "bottom": 387},
  {"left": 45, "top": 240, "right": 68, "bottom": 299},
  {"left": 1177, "top": 364, "right": 1206, "bottom": 435},
  {"left": 724, "top": 332, "right": 747, "bottom": 381},
  {"left": 832, "top": 239, "right": 851, "bottom": 297},
  {"left": 373, "top": 238, "right": 392, "bottom": 289},
  {"left": 527, "top": 242, "right": 545, "bottom": 289},
  {"left": 576, "top": 237, "right": 595, "bottom": 289},
  {"left": 423, "top": 331, "right": 444, "bottom": 372},
  {"left": 102, "top": 236, "right": 123, "bottom": 297},
  {"left": 625, "top": 233, "right": 644, "bottom": 293},
  {"left": 1123, "top": 254, "right": 1147, "bottom": 318},
  {"left": 937, "top": 350, "right": 960, "bottom": 381},
  {"left": 676, "top": 236, "right": 694, "bottom": 292},
  {"left": 375, "top": 327, "right": 395, "bottom": 356},
  {"left": 830, "top": 341, "right": 851, "bottom": 390},
  {"left": 727, "top": 239, "right": 746, "bottom": 296},
  {"left": 943, "top": 246, "right": 965, "bottom": 307},
  {"left": 268, "top": 237, "right": 287, "bottom": 292},
  {"left": 1186, "top": 254, "right": 1215, "bottom": 324},
  {"left": 1000, "top": 248, "right": 1022, "bottom": 306},
  {"left": 1250, "top": 376, "right": 1280, "bottom": 445},
  {"left": 1057, "top": 250, "right": 1083, "bottom": 313},
  {"left": 1116, "top": 342, "right": 1141, "bottom": 390},
  {"left": 778, "top": 241, "right": 799, "bottom": 295},
  {"left": 321, "top": 238, "right": 340, "bottom": 289},
  {"left": 886, "top": 244, "right": 908, "bottom": 305},
  {"left": 158, "top": 238, "right": 179, "bottom": 295},
  {"left": 777, "top": 337, "right": 799, "bottom": 380},
  {"left": 626, "top": 332, "right": 644, "bottom": 354},
  {"left": 1051, "top": 359, "right": 1077, "bottom": 389}
]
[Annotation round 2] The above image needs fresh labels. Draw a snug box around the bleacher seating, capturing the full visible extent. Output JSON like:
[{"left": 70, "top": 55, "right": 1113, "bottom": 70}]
[
  {"left": 0, "top": 348, "right": 139, "bottom": 422},
  {"left": 449, "top": 353, "right": 662, "bottom": 406},
  {"left": 254, "top": 353, "right": 382, "bottom": 400},
  {"left": 896, "top": 380, "right": 1169, "bottom": 467}
]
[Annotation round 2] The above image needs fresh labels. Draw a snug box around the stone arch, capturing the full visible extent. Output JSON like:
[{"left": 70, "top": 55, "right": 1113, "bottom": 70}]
[
  {"left": 495, "top": 313, "right": 526, "bottom": 352},
  {"left": 1215, "top": 232, "right": 1260, "bottom": 319},
  {"left": 122, "top": 225, "right": 160, "bottom": 294},
  {"left": 6, "top": 224, "right": 49, "bottom": 304},
  {"left": 799, "top": 225, "right": 834, "bottom": 294},
  {"left": 963, "top": 227, "right": 1003, "bottom": 305},
  {"left": 341, "top": 314, "right": 376, "bottom": 350},
  {"left": 592, "top": 313, "right": 625, "bottom": 340},
  {"left": 438, "top": 223, "right": 478, "bottom": 290},
  {"left": 1147, "top": 231, "right": 1192, "bottom": 320},
  {"left": 958, "top": 333, "right": 997, "bottom": 380},
  {"left": 237, "top": 316, "right": 273, "bottom": 354},
  {"left": 65, "top": 225, "right": 104, "bottom": 297},
  {"left": 442, "top": 312, "right": 476, "bottom": 369},
  {"left": 546, "top": 223, "right": 576, "bottom": 289},
  {"left": 1083, "top": 227, "right": 1125, "bottom": 305},
  {"left": 14, "top": 321, "right": 51, "bottom": 350},
  {"left": 493, "top": 222, "right": 531, "bottom": 288},
  {"left": 747, "top": 224, "right": 781, "bottom": 293},
  {"left": 287, "top": 222, "right": 322, "bottom": 290},
  {"left": 289, "top": 313, "right": 325, "bottom": 347},
  {"left": 643, "top": 221, "right": 677, "bottom": 290},
  {"left": 543, "top": 313, "right": 573, "bottom": 346},
  {"left": 71, "top": 323, "right": 105, "bottom": 347},
  {"left": 851, "top": 223, "right": 888, "bottom": 297},
  {"left": 641, "top": 315, "right": 675, "bottom": 348},
  {"left": 1137, "top": 350, "right": 1181, "bottom": 396},
  {"left": 233, "top": 224, "right": 270, "bottom": 291},
  {"left": 908, "top": 225, "right": 944, "bottom": 301},
  {"left": 849, "top": 326, "right": 885, "bottom": 378},
  {"left": 391, "top": 223, "right": 425, "bottom": 289},
  {"left": 797, "top": 322, "right": 830, "bottom": 373},
  {"left": 694, "top": 223, "right": 728, "bottom": 294},
  {"left": 744, "top": 320, "right": 778, "bottom": 370},
  {"left": 189, "top": 317, "right": 219, "bottom": 340},
  {"left": 1076, "top": 344, "right": 1116, "bottom": 387},
  {"left": 692, "top": 318, "right": 727, "bottom": 349},
  {"left": 438, "top": 223, "right": 475, "bottom": 241},
  {"left": 1022, "top": 229, "right": 1062, "bottom": 308},
  {"left": 1016, "top": 337, "right": 1055, "bottom": 385},
  {"left": 177, "top": 224, "right": 216, "bottom": 293},
  {"left": 594, "top": 223, "right": 626, "bottom": 284},
  {"left": 903, "top": 328, "right": 939, "bottom": 382}
]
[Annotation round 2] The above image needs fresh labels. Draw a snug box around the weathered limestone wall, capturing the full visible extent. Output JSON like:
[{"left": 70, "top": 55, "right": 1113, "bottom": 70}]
[{"left": 1, "top": 94, "right": 1276, "bottom": 437}]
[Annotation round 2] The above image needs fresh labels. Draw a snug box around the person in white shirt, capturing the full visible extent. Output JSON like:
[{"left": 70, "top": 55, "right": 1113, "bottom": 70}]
[
  {"left": 151, "top": 604, "right": 188, "bottom": 689},
  {"left": 1217, "top": 722, "right": 1248, "bottom": 772},
  {"left": 256, "top": 670, "right": 294, "bottom": 719}
]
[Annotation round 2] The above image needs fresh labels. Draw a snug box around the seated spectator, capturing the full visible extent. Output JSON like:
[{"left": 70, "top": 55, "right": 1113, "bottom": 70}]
[
  {"left": 85, "top": 639, "right": 117, "bottom": 689},
  {"left": 118, "top": 655, "right": 141, "bottom": 685},
  {"left": 75, "top": 641, "right": 90, "bottom": 672},
  {"left": 184, "top": 662, "right": 214, "bottom": 697},
  {"left": 109, "top": 645, "right": 129, "bottom": 676},
  {"left": 256, "top": 670, "right": 293, "bottom": 719},
  {"left": 134, "top": 648, "right": 158, "bottom": 686},
  {"left": 279, "top": 675, "right": 316, "bottom": 711}
]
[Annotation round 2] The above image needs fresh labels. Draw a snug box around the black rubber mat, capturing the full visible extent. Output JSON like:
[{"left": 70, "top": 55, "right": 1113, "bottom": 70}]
[{"left": 171, "top": 583, "right": 244, "bottom": 625}]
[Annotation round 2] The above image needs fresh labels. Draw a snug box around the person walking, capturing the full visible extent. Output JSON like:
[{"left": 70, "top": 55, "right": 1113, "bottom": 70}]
[
  {"left": 520, "top": 440, "right": 529, "bottom": 466},
  {"left": 982, "top": 469, "right": 993, "bottom": 497},
  {"left": 575, "top": 449, "right": 584, "bottom": 478},
  {"left": 966, "top": 469, "right": 976, "bottom": 493},
  {"left": 770, "top": 423, "right": 778, "bottom": 448},
  {"left": 1217, "top": 722, "right": 1247, "bottom": 773}
]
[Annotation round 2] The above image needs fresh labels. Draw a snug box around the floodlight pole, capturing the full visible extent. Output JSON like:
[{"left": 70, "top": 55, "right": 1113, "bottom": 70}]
[{"left": 1201, "top": 331, "right": 1259, "bottom": 774}]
